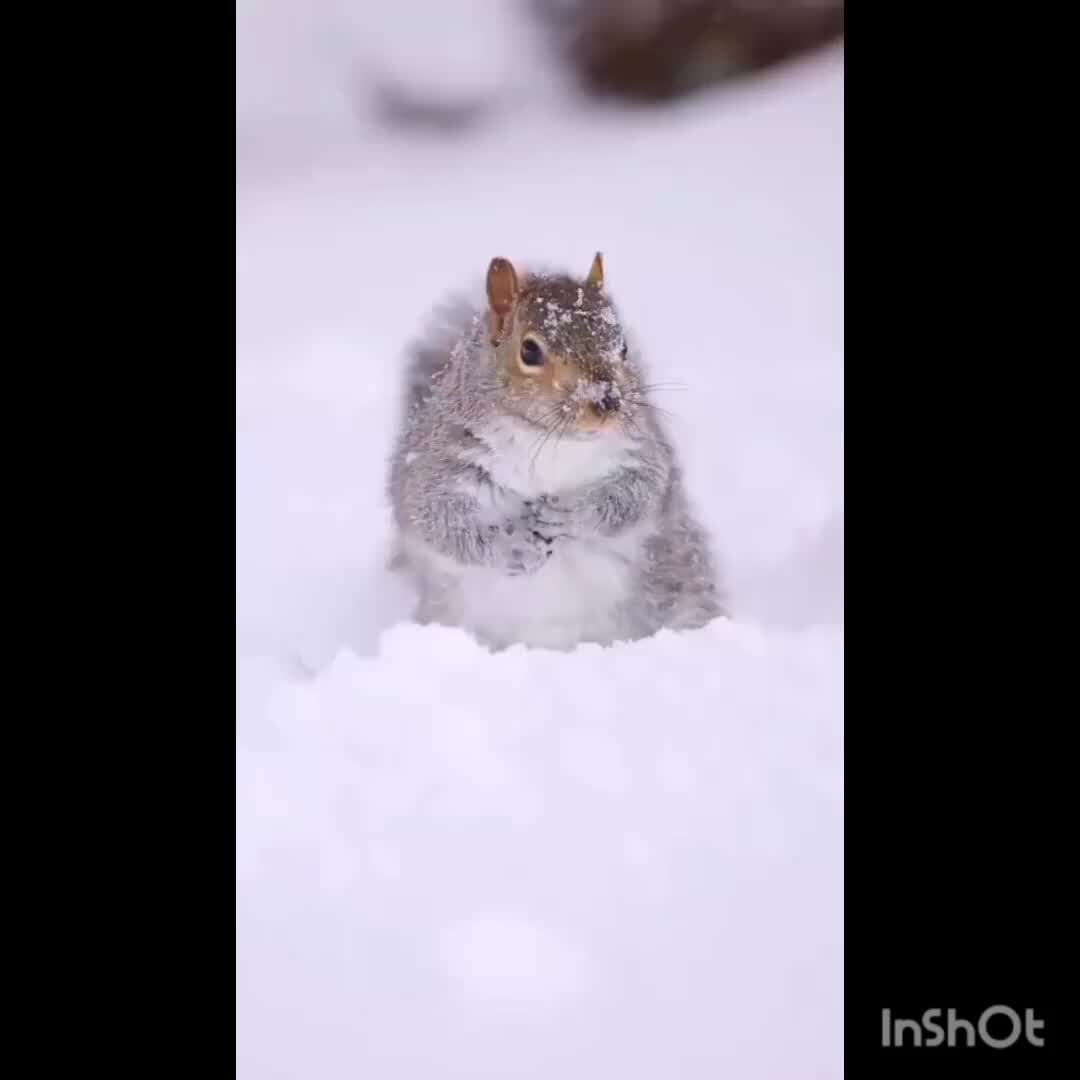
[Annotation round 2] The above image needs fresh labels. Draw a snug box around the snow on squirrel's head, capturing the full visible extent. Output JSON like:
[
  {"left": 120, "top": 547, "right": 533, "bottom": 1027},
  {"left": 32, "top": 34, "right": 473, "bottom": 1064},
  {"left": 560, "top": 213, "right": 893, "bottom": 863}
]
[{"left": 484, "top": 252, "right": 646, "bottom": 437}]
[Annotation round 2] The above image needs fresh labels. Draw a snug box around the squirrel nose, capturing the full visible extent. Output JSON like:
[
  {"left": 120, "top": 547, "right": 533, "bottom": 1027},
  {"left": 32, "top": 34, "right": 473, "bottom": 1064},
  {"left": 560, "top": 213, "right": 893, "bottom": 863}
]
[{"left": 597, "top": 391, "right": 621, "bottom": 414}]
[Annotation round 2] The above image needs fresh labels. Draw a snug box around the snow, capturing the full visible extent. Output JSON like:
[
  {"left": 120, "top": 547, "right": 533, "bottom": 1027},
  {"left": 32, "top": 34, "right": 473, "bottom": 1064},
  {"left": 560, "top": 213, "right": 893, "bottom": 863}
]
[{"left": 236, "top": 11, "right": 844, "bottom": 1077}]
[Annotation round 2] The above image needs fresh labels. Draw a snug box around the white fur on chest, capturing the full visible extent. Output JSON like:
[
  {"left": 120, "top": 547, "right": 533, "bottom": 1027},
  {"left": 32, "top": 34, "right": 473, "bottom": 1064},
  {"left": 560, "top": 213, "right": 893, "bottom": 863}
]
[
  {"left": 410, "top": 418, "right": 647, "bottom": 649},
  {"left": 468, "top": 416, "right": 635, "bottom": 498}
]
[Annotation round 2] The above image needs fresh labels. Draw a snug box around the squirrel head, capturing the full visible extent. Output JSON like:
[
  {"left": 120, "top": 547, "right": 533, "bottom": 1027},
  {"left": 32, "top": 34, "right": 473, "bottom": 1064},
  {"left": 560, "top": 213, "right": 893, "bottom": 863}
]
[{"left": 484, "top": 253, "right": 642, "bottom": 436}]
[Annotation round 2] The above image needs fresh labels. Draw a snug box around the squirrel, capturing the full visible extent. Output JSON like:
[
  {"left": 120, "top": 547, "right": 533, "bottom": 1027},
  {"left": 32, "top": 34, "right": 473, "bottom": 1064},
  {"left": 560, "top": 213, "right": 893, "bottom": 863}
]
[{"left": 386, "top": 251, "right": 728, "bottom": 651}]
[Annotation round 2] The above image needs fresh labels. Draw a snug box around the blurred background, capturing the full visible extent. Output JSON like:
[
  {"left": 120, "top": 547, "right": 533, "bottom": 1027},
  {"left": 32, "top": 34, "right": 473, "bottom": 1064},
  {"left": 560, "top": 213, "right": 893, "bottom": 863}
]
[{"left": 237, "top": 0, "right": 843, "bottom": 177}]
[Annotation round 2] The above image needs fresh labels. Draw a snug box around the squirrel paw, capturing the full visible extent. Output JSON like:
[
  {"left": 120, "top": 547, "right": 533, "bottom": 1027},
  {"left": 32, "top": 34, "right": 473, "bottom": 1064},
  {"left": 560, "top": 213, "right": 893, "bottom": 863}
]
[
  {"left": 504, "top": 542, "right": 553, "bottom": 576},
  {"left": 495, "top": 506, "right": 565, "bottom": 575},
  {"left": 506, "top": 531, "right": 556, "bottom": 575},
  {"left": 520, "top": 494, "right": 577, "bottom": 537}
]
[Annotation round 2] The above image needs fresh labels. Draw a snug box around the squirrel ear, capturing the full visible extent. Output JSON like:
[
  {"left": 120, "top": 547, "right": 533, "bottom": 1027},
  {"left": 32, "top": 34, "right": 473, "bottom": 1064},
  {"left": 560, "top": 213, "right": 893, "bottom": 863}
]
[
  {"left": 486, "top": 256, "right": 519, "bottom": 343},
  {"left": 486, "top": 257, "right": 519, "bottom": 315},
  {"left": 586, "top": 251, "right": 604, "bottom": 290}
]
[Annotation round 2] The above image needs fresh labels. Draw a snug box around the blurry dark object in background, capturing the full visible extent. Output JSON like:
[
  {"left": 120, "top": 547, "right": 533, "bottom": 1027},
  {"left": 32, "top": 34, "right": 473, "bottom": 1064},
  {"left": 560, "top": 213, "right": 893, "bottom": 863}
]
[
  {"left": 367, "top": 78, "right": 496, "bottom": 136},
  {"left": 533, "top": 0, "right": 844, "bottom": 104}
]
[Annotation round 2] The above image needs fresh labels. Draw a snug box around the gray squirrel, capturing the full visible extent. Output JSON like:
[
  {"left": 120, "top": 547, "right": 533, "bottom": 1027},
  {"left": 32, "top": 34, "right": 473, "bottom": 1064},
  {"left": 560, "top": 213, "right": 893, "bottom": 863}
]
[{"left": 386, "top": 252, "right": 727, "bottom": 651}]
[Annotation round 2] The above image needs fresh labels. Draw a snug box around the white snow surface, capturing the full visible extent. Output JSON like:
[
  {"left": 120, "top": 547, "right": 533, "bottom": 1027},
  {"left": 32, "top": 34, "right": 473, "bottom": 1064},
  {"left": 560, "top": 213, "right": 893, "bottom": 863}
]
[{"left": 236, "top": 18, "right": 844, "bottom": 1078}]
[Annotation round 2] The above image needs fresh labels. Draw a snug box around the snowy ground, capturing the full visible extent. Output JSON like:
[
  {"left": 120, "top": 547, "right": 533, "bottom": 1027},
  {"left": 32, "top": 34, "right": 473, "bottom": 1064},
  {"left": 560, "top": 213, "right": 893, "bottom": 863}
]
[{"left": 237, "top": 19, "right": 844, "bottom": 1078}]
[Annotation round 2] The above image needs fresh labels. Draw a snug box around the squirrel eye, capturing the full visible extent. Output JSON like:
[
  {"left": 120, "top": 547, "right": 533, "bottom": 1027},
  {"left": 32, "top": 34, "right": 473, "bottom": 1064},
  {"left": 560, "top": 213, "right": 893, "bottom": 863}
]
[{"left": 520, "top": 337, "right": 545, "bottom": 368}]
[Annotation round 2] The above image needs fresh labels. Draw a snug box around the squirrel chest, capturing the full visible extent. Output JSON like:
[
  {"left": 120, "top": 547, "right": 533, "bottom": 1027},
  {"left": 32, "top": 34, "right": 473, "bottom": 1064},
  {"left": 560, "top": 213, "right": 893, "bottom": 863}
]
[{"left": 418, "top": 418, "right": 651, "bottom": 650}]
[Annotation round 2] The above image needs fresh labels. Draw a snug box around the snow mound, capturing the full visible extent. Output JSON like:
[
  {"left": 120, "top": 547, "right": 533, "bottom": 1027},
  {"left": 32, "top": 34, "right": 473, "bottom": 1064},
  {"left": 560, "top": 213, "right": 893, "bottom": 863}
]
[{"left": 237, "top": 618, "right": 842, "bottom": 1079}]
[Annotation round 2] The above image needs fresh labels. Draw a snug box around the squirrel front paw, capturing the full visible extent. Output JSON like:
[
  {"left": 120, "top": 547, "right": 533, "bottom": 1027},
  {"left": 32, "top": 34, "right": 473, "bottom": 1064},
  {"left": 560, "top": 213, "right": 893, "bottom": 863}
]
[
  {"left": 521, "top": 494, "right": 578, "bottom": 536},
  {"left": 507, "top": 542, "right": 552, "bottom": 576},
  {"left": 484, "top": 502, "right": 566, "bottom": 576}
]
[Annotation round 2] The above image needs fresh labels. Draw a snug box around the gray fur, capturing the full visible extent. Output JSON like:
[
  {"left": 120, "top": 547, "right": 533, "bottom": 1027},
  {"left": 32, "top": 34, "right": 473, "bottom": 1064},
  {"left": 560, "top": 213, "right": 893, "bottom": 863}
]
[{"left": 387, "top": 267, "right": 728, "bottom": 650}]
